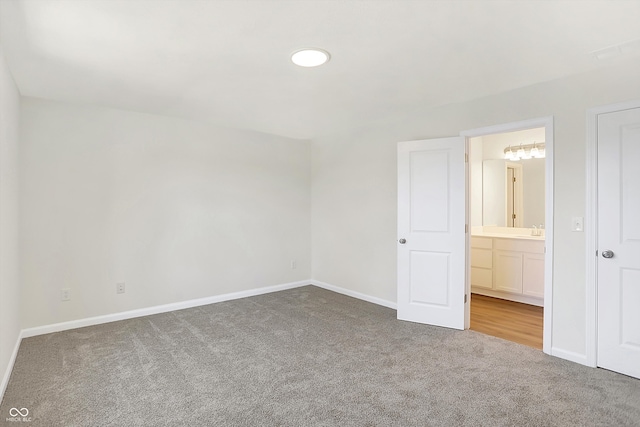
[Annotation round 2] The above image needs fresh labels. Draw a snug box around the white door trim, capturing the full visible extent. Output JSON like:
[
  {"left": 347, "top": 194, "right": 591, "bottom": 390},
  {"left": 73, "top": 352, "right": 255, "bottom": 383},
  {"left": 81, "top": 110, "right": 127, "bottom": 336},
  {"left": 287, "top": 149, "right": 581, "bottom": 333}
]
[
  {"left": 585, "top": 99, "right": 640, "bottom": 368},
  {"left": 505, "top": 162, "right": 524, "bottom": 228},
  {"left": 461, "top": 116, "right": 554, "bottom": 355}
]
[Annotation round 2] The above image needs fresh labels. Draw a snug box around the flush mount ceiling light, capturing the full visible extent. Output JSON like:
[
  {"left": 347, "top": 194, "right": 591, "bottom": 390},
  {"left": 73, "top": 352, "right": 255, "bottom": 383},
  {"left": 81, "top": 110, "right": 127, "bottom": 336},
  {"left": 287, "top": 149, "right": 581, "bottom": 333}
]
[{"left": 291, "top": 48, "right": 330, "bottom": 67}]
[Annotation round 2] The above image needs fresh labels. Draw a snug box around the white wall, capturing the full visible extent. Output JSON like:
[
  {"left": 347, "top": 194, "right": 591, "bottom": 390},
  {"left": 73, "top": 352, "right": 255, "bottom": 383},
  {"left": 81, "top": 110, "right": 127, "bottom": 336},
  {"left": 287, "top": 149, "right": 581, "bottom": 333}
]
[
  {"left": 311, "top": 56, "right": 640, "bottom": 358},
  {"left": 0, "top": 45, "right": 21, "bottom": 394},
  {"left": 20, "top": 98, "right": 311, "bottom": 328}
]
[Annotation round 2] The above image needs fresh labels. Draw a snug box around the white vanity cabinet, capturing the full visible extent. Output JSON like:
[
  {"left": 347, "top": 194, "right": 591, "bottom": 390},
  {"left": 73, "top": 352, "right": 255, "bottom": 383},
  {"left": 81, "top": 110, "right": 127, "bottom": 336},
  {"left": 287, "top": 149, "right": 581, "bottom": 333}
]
[
  {"left": 522, "top": 253, "right": 545, "bottom": 298},
  {"left": 471, "top": 235, "right": 544, "bottom": 306},
  {"left": 471, "top": 237, "right": 493, "bottom": 290}
]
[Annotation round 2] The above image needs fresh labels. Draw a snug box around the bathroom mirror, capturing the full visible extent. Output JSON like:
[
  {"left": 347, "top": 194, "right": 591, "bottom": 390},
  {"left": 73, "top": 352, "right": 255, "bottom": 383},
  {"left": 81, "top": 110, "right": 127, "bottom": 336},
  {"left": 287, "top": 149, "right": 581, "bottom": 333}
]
[
  {"left": 482, "top": 158, "right": 545, "bottom": 227},
  {"left": 469, "top": 126, "right": 546, "bottom": 229}
]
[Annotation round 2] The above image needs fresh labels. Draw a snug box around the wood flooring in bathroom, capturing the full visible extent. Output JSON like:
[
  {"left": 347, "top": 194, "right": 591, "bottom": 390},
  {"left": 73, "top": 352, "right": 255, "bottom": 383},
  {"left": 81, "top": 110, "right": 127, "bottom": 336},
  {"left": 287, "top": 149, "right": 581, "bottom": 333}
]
[{"left": 470, "top": 294, "right": 543, "bottom": 350}]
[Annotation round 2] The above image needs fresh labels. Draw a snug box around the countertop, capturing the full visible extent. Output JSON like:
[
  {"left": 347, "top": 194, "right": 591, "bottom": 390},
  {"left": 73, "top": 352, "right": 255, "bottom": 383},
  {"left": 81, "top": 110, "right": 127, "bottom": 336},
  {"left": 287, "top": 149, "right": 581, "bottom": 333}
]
[{"left": 471, "top": 232, "right": 545, "bottom": 241}]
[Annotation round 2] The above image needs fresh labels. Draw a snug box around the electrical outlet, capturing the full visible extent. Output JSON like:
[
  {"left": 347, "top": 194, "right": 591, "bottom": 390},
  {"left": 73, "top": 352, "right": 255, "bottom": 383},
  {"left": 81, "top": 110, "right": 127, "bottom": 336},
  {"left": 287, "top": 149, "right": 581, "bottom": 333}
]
[
  {"left": 291, "top": 260, "right": 297, "bottom": 270},
  {"left": 116, "top": 282, "right": 126, "bottom": 294},
  {"left": 61, "top": 288, "right": 71, "bottom": 301}
]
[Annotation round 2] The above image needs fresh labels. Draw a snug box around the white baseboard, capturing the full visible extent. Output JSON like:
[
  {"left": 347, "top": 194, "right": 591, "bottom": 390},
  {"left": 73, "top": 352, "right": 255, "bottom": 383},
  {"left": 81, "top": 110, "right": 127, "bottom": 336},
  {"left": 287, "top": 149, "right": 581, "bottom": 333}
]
[
  {"left": 551, "top": 347, "right": 590, "bottom": 366},
  {"left": 310, "top": 280, "right": 397, "bottom": 310},
  {"left": 2, "top": 279, "right": 599, "bottom": 402},
  {"left": 1, "top": 331, "right": 22, "bottom": 401},
  {"left": 21, "top": 280, "right": 311, "bottom": 339},
  {"left": 18, "top": 279, "right": 396, "bottom": 340},
  {"left": 4, "top": 279, "right": 394, "bottom": 400},
  {"left": 471, "top": 288, "right": 543, "bottom": 307}
]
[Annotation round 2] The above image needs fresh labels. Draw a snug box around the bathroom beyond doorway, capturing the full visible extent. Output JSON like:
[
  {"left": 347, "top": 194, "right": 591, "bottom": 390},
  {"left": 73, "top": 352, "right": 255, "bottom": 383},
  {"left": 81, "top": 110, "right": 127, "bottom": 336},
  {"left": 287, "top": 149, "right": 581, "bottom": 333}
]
[{"left": 468, "top": 125, "right": 547, "bottom": 349}]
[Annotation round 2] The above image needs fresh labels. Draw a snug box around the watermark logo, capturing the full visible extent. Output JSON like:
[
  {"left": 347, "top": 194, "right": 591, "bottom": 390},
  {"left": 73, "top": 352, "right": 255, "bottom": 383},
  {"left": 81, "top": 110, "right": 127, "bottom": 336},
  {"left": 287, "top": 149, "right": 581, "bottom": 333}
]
[{"left": 6, "top": 407, "right": 31, "bottom": 423}]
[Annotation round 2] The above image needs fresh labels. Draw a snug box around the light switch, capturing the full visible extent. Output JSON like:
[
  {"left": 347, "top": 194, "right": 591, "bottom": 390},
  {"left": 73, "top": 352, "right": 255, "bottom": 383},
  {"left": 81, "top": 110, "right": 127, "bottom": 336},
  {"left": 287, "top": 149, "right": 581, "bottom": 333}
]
[{"left": 572, "top": 216, "right": 584, "bottom": 232}]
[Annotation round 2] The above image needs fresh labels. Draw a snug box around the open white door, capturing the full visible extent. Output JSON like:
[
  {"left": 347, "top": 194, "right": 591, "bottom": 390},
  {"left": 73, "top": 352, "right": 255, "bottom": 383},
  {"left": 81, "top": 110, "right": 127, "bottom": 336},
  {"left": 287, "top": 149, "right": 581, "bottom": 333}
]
[
  {"left": 397, "top": 137, "right": 466, "bottom": 330},
  {"left": 597, "top": 106, "right": 640, "bottom": 379}
]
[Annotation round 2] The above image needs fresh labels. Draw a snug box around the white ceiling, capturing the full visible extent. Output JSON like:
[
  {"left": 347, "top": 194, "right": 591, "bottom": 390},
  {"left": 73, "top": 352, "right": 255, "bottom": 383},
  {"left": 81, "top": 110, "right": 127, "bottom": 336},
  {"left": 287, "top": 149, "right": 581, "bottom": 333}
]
[{"left": 1, "top": 0, "right": 639, "bottom": 140}]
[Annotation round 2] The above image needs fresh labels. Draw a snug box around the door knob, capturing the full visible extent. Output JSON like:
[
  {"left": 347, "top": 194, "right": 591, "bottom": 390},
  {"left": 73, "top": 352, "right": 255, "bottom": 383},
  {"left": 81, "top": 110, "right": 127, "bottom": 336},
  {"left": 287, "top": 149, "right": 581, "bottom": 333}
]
[
  {"left": 399, "top": 238, "right": 406, "bottom": 244},
  {"left": 602, "top": 250, "right": 614, "bottom": 259}
]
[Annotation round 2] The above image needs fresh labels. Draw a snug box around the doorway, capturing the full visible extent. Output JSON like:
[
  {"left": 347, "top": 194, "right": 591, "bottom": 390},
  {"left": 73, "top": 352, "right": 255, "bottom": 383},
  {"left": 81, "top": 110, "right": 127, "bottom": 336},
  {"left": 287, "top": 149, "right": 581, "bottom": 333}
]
[
  {"left": 467, "top": 127, "right": 546, "bottom": 349},
  {"left": 462, "top": 117, "right": 554, "bottom": 354},
  {"left": 396, "top": 117, "right": 553, "bottom": 355}
]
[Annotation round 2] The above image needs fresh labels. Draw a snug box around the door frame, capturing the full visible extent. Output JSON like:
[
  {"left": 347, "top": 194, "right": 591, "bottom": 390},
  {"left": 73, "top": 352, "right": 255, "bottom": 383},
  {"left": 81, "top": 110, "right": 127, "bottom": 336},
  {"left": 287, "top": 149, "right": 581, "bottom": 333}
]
[
  {"left": 585, "top": 99, "right": 640, "bottom": 368},
  {"left": 505, "top": 162, "right": 524, "bottom": 228},
  {"left": 461, "top": 116, "right": 554, "bottom": 355}
]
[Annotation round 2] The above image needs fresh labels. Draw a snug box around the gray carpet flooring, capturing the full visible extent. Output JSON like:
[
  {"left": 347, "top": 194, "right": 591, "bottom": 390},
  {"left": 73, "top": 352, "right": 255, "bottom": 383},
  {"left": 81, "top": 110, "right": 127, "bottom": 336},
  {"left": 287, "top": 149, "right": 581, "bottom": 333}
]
[{"left": 1, "top": 285, "right": 639, "bottom": 426}]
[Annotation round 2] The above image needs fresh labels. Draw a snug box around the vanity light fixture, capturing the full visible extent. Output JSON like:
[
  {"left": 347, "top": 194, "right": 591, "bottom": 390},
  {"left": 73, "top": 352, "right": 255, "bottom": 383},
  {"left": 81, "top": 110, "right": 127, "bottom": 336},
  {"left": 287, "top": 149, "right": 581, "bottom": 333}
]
[
  {"left": 504, "top": 146, "right": 518, "bottom": 161},
  {"left": 291, "top": 48, "right": 331, "bottom": 67},
  {"left": 504, "top": 142, "right": 545, "bottom": 160}
]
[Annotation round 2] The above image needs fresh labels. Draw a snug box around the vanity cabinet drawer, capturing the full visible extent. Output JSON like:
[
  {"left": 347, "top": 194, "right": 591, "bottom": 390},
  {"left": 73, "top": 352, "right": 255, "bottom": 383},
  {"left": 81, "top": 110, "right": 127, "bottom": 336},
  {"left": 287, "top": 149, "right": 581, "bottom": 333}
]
[
  {"left": 471, "top": 237, "right": 493, "bottom": 249},
  {"left": 494, "top": 238, "right": 544, "bottom": 254},
  {"left": 471, "top": 248, "right": 492, "bottom": 268},
  {"left": 471, "top": 267, "right": 493, "bottom": 289}
]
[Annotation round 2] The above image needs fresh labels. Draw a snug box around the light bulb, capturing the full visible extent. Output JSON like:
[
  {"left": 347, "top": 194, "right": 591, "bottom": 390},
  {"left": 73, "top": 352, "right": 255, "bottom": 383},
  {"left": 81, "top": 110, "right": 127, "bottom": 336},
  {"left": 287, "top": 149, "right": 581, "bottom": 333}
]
[
  {"left": 504, "top": 147, "right": 514, "bottom": 160},
  {"left": 532, "top": 145, "right": 546, "bottom": 158},
  {"left": 530, "top": 146, "right": 540, "bottom": 158},
  {"left": 516, "top": 147, "right": 527, "bottom": 159}
]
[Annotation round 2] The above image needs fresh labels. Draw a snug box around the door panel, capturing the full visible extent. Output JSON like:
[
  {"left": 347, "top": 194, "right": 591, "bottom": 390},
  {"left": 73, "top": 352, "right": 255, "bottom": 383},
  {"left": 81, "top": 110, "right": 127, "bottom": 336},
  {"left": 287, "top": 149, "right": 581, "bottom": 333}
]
[
  {"left": 397, "top": 137, "right": 465, "bottom": 330},
  {"left": 410, "top": 150, "right": 450, "bottom": 232},
  {"left": 621, "top": 124, "right": 640, "bottom": 241},
  {"left": 410, "top": 251, "right": 450, "bottom": 306},
  {"left": 620, "top": 268, "right": 640, "bottom": 349},
  {"left": 597, "top": 107, "right": 640, "bottom": 379}
]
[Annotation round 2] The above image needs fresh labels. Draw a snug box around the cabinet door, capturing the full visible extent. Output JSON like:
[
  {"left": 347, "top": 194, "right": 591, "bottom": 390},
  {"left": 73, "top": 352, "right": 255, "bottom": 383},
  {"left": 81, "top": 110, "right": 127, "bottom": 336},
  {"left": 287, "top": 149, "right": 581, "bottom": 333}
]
[
  {"left": 523, "top": 253, "right": 544, "bottom": 298},
  {"left": 494, "top": 250, "right": 523, "bottom": 293}
]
